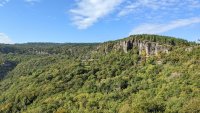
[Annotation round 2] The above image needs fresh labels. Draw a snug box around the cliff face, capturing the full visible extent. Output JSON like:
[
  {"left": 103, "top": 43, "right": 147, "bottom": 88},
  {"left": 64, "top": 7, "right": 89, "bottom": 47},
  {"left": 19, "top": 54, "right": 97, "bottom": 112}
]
[
  {"left": 99, "top": 39, "right": 171, "bottom": 57},
  {"left": 120, "top": 40, "right": 170, "bottom": 56},
  {"left": 95, "top": 34, "right": 191, "bottom": 57}
]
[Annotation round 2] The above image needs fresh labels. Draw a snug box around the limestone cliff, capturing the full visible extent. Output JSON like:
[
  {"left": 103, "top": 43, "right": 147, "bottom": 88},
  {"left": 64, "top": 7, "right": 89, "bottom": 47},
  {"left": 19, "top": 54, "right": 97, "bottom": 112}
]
[
  {"left": 114, "top": 40, "right": 170, "bottom": 56},
  {"left": 96, "top": 34, "right": 189, "bottom": 57}
]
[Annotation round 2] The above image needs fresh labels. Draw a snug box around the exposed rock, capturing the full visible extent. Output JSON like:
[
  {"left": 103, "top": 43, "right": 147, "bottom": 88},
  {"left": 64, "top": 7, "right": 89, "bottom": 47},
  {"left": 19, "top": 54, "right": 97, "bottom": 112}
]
[
  {"left": 169, "top": 72, "right": 182, "bottom": 79},
  {"left": 155, "top": 44, "right": 169, "bottom": 55},
  {"left": 35, "top": 51, "right": 49, "bottom": 55},
  {"left": 185, "top": 47, "right": 193, "bottom": 52},
  {"left": 100, "top": 39, "right": 171, "bottom": 57},
  {"left": 157, "top": 61, "right": 163, "bottom": 65},
  {"left": 121, "top": 40, "right": 133, "bottom": 53},
  {"left": 120, "top": 40, "right": 169, "bottom": 56}
]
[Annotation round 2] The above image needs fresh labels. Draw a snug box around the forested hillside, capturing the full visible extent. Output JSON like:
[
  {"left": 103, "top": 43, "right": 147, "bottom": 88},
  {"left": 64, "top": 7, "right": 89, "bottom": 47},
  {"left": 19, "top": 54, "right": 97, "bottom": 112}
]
[{"left": 0, "top": 35, "right": 199, "bottom": 113}]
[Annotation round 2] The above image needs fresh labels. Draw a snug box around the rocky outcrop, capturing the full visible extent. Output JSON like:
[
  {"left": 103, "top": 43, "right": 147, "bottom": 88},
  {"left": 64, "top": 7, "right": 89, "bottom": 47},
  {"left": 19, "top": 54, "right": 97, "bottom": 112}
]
[
  {"left": 121, "top": 40, "right": 133, "bottom": 53},
  {"left": 125, "top": 40, "right": 170, "bottom": 56},
  {"left": 185, "top": 47, "right": 193, "bottom": 52},
  {"left": 100, "top": 39, "right": 171, "bottom": 56}
]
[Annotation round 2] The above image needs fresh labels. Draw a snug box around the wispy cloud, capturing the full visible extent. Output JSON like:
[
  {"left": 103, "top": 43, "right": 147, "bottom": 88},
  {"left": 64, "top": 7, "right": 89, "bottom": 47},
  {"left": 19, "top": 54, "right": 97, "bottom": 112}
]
[
  {"left": 130, "top": 17, "right": 200, "bottom": 35},
  {"left": 0, "top": 0, "right": 9, "bottom": 7},
  {"left": 118, "top": 0, "right": 200, "bottom": 17},
  {"left": 69, "top": 0, "right": 200, "bottom": 29},
  {"left": 70, "top": 0, "right": 123, "bottom": 29},
  {"left": 24, "top": 0, "right": 41, "bottom": 5},
  {"left": 0, "top": 33, "right": 13, "bottom": 44}
]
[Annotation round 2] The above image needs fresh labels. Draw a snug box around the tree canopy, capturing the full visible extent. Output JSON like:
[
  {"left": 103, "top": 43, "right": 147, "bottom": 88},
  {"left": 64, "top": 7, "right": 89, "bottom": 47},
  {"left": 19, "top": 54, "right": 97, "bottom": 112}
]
[{"left": 0, "top": 35, "right": 199, "bottom": 113}]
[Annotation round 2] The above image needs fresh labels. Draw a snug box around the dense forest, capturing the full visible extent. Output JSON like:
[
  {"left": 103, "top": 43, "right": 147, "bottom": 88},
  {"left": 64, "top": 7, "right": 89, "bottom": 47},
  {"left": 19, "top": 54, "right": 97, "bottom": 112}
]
[{"left": 0, "top": 34, "right": 199, "bottom": 113}]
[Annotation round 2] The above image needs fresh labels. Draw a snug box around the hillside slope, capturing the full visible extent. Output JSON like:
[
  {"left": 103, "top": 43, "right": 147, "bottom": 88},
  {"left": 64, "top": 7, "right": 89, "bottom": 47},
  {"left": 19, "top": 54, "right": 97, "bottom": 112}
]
[{"left": 0, "top": 35, "right": 199, "bottom": 113}]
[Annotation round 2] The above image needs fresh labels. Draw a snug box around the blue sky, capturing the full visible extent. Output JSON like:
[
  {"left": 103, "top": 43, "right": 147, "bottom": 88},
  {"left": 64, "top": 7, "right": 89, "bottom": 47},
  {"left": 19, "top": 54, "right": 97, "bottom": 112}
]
[{"left": 0, "top": 0, "right": 200, "bottom": 44}]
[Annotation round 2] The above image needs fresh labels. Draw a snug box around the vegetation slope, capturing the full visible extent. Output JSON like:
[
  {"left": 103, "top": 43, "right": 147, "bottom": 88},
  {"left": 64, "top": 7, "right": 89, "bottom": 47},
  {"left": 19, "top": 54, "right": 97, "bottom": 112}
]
[{"left": 0, "top": 34, "right": 199, "bottom": 113}]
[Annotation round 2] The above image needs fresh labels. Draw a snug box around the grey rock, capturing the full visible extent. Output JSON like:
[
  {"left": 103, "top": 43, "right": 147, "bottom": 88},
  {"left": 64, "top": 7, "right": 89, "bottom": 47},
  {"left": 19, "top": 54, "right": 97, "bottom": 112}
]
[
  {"left": 119, "top": 40, "right": 170, "bottom": 56},
  {"left": 185, "top": 47, "right": 193, "bottom": 52},
  {"left": 98, "top": 39, "right": 171, "bottom": 56}
]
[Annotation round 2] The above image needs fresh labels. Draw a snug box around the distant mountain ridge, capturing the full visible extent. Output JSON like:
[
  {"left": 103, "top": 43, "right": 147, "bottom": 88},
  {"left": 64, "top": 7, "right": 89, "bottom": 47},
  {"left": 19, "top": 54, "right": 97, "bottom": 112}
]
[{"left": 0, "top": 34, "right": 193, "bottom": 56}]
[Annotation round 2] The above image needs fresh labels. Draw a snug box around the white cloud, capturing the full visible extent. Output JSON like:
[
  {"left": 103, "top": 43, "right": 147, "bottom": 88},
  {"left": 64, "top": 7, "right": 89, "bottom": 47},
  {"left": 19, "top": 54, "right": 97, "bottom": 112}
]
[
  {"left": 70, "top": 0, "right": 123, "bottom": 29},
  {"left": 130, "top": 17, "right": 200, "bottom": 35},
  {"left": 0, "top": 0, "right": 9, "bottom": 7},
  {"left": 0, "top": 33, "right": 13, "bottom": 44},
  {"left": 118, "top": 0, "right": 200, "bottom": 16},
  {"left": 69, "top": 0, "right": 200, "bottom": 29}
]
